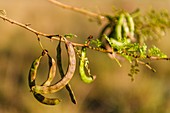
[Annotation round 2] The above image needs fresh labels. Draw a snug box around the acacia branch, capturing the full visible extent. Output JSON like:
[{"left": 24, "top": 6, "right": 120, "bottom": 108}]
[
  {"left": 0, "top": 14, "right": 112, "bottom": 53},
  {"left": 47, "top": 0, "right": 106, "bottom": 21},
  {"left": 1, "top": 14, "right": 169, "bottom": 58},
  {"left": 0, "top": 15, "right": 59, "bottom": 38},
  {"left": 0, "top": 11, "right": 169, "bottom": 62}
]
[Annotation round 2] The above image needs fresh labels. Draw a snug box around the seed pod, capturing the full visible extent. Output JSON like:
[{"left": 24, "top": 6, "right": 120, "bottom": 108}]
[
  {"left": 57, "top": 39, "right": 77, "bottom": 104},
  {"left": 79, "top": 46, "right": 96, "bottom": 83},
  {"left": 122, "top": 16, "right": 130, "bottom": 38},
  {"left": 33, "top": 92, "right": 61, "bottom": 105},
  {"left": 41, "top": 54, "right": 56, "bottom": 86},
  {"left": 114, "top": 13, "right": 125, "bottom": 41},
  {"left": 125, "top": 12, "right": 135, "bottom": 38},
  {"left": 28, "top": 55, "right": 42, "bottom": 89},
  {"left": 28, "top": 51, "right": 61, "bottom": 105},
  {"left": 32, "top": 37, "right": 76, "bottom": 94},
  {"left": 99, "top": 23, "right": 112, "bottom": 41}
]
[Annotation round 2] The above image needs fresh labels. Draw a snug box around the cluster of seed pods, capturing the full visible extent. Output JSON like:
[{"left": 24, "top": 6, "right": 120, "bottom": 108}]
[
  {"left": 28, "top": 12, "right": 135, "bottom": 105},
  {"left": 28, "top": 37, "right": 95, "bottom": 105},
  {"left": 100, "top": 12, "right": 135, "bottom": 44}
]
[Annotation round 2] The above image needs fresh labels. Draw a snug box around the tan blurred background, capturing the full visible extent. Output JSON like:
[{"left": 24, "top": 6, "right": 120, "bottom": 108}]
[{"left": 0, "top": 0, "right": 170, "bottom": 113}]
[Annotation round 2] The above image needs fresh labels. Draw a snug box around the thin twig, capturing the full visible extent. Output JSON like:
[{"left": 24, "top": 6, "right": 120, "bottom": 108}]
[
  {"left": 0, "top": 13, "right": 169, "bottom": 59},
  {"left": 47, "top": 0, "right": 105, "bottom": 21},
  {"left": 137, "top": 60, "right": 156, "bottom": 72},
  {"left": 0, "top": 15, "right": 59, "bottom": 38},
  {"left": 0, "top": 14, "right": 112, "bottom": 53},
  {"left": 147, "top": 56, "right": 170, "bottom": 60}
]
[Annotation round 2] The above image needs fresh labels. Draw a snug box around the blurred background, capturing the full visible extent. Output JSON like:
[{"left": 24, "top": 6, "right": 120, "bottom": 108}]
[{"left": 0, "top": 0, "right": 170, "bottom": 113}]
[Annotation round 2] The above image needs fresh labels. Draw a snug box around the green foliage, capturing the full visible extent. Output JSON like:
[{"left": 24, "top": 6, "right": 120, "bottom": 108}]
[
  {"left": 96, "top": 9, "right": 170, "bottom": 80},
  {"left": 128, "top": 60, "right": 140, "bottom": 81},
  {"left": 148, "top": 46, "right": 167, "bottom": 58},
  {"left": 91, "top": 39, "right": 102, "bottom": 47},
  {"left": 134, "top": 9, "right": 170, "bottom": 43},
  {"left": 64, "top": 33, "right": 77, "bottom": 38}
]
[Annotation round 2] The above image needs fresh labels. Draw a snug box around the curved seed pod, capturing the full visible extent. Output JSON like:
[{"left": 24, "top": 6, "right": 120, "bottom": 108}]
[
  {"left": 32, "top": 37, "right": 76, "bottom": 94},
  {"left": 79, "top": 46, "right": 96, "bottom": 83},
  {"left": 57, "top": 40, "right": 77, "bottom": 104},
  {"left": 33, "top": 92, "right": 61, "bottom": 105},
  {"left": 114, "top": 13, "right": 125, "bottom": 41},
  {"left": 28, "top": 55, "right": 42, "bottom": 89},
  {"left": 28, "top": 51, "right": 61, "bottom": 105},
  {"left": 125, "top": 12, "right": 135, "bottom": 38},
  {"left": 99, "top": 23, "right": 112, "bottom": 41},
  {"left": 41, "top": 54, "right": 56, "bottom": 86},
  {"left": 122, "top": 16, "right": 130, "bottom": 38}
]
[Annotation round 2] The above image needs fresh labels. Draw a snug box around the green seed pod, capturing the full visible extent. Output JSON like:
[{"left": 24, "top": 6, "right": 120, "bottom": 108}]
[
  {"left": 122, "top": 16, "right": 130, "bottom": 38},
  {"left": 114, "top": 13, "right": 125, "bottom": 41},
  {"left": 32, "top": 37, "right": 76, "bottom": 94},
  {"left": 57, "top": 39, "right": 77, "bottom": 104},
  {"left": 79, "top": 46, "right": 96, "bottom": 83},
  {"left": 125, "top": 12, "right": 135, "bottom": 38}
]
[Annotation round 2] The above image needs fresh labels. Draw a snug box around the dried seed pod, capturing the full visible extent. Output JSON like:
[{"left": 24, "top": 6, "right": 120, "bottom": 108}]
[
  {"left": 42, "top": 54, "right": 56, "bottom": 86},
  {"left": 79, "top": 46, "right": 96, "bottom": 83},
  {"left": 57, "top": 39, "right": 77, "bottom": 104},
  {"left": 32, "top": 37, "right": 76, "bottom": 94},
  {"left": 33, "top": 92, "right": 61, "bottom": 105},
  {"left": 28, "top": 55, "right": 42, "bottom": 89},
  {"left": 28, "top": 51, "right": 61, "bottom": 105}
]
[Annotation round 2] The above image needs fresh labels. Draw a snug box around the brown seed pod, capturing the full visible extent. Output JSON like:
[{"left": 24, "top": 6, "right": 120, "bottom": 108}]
[
  {"left": 41, "top": 54, "right": 56, "bottom": 86},
  {"left": 28, "top": 50, "right": 61, "bottom": 105},
  {"left": 32, "top": 37, "right": 76, "bottom": 94},
  {"left": 57, "top": 39, "right": 77, "bottom": 104}
]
